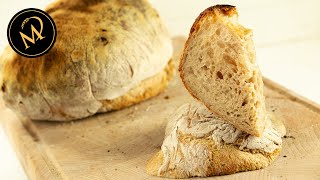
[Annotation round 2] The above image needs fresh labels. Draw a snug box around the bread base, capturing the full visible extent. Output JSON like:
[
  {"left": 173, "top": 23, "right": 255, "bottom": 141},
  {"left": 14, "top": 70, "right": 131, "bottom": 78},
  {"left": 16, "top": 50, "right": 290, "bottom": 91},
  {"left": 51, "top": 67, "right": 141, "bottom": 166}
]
[
  {"left": 147, "top": 142, "right": 280, "bottom": 179},
  {"left": 146, "top": 103, "right": 284, "bottom": 179}
]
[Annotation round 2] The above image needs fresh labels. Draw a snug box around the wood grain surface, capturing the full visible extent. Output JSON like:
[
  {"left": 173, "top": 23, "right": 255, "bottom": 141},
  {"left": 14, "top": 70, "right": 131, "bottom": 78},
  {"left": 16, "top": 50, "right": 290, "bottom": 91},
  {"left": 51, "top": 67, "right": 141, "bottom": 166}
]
[{"left": 1, "top": 37, "right": 320, "bottom": 180}]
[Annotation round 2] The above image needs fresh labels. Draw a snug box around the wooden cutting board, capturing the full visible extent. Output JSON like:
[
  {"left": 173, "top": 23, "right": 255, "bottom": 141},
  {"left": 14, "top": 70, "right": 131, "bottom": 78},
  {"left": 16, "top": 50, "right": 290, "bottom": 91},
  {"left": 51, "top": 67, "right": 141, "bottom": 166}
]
[{"left": 1, "top": 37, "right": 320, "bottom": 180}]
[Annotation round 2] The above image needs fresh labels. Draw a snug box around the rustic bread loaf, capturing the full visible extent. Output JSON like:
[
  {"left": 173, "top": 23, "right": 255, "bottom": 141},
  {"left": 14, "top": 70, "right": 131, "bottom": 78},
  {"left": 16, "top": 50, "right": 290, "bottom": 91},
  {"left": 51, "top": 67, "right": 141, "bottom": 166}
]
[
  {"left": 146, "top": 103, "right": 284, "bottom": 178},
  {"left": 179, "top": 5, "right": 267, "bottom": 136},
  {"left": 0, "top": 0, "right": 173, "bottom": 121}
]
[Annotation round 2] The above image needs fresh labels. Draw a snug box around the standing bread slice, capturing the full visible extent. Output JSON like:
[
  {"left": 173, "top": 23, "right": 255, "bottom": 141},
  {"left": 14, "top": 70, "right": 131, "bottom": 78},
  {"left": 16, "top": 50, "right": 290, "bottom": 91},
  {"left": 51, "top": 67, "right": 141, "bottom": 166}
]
[{"left": 179, "top": 5, "right": 267, "bottom": 136}]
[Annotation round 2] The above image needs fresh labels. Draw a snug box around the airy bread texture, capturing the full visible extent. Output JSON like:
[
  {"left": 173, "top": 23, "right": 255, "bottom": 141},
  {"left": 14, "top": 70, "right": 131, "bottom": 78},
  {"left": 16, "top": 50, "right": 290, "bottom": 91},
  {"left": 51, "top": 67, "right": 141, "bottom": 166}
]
[
  {"left": 179, "top": 5, "right": 267, "bottom": 136},
  {"left": 0, "top": 0, "right": 173, "bottom": 121},
  {"left": 146, "top": 103, "right": 283, "bottom": 178}
]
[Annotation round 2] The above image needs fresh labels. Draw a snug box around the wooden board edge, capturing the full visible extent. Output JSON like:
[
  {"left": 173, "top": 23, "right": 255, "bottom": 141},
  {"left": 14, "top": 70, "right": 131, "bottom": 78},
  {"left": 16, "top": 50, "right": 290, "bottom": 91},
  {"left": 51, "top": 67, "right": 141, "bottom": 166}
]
[
  {"left": 1, "top": 110, "right": 67, "bottom": 180},
  {"left": 263, "top": 77, "right": 320, "bottom": 114}
]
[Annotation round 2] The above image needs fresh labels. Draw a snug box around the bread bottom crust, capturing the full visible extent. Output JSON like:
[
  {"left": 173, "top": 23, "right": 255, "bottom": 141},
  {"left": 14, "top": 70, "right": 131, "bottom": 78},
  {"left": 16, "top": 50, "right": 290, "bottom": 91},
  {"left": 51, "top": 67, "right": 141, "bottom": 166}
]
[
  {"left": 146, "top": 104, "right": 284, "bottom": 179},
  {"left": 147, "top": 141, "right": 280, "bottom": 179},
  {"left": 98, "top": 59, "right": 175, "bottom": 112}
]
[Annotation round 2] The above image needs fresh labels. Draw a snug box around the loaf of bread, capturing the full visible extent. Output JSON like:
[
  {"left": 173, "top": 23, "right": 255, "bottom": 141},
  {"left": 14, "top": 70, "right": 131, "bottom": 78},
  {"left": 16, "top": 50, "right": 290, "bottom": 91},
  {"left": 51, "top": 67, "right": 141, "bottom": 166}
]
[
  {"left": 0, "top": 0, "right": 173, "bottom": 121},
  {"left": 146, "top": 103, "right": 284, "bottom": 178},
  {"left": 179, "top": 5, "right": 267, "bottom": 136}
]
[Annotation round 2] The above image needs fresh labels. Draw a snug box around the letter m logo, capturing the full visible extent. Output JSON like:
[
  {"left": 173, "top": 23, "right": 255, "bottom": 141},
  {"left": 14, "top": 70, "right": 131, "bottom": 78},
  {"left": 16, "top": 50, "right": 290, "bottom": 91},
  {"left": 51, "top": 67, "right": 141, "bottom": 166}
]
[{"left": 20, "top": 23, "right": 45, "bottom": 50}]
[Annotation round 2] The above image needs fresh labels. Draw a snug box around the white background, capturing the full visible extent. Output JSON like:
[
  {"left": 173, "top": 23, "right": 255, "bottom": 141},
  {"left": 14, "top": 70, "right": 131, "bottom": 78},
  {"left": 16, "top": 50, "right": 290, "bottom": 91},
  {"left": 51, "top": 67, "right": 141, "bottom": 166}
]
[{"left": 0, "top": 0, "right": 320, "bottom": 179}]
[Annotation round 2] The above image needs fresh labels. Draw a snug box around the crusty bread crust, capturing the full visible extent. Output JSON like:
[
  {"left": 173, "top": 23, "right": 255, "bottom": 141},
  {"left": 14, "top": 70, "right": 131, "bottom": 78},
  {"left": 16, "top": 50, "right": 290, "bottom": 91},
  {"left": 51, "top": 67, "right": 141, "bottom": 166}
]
[
  {"left": 146, "top": 104, "right": 283, "bottom": 178},
  {"left": 99, "top": 59, "right": 174, "bottom": 112},
  {"left": 189, "top": 5, "right": 237, "bottom": 35},
  {"left": 147, "top": 142, "right": 280, "bottom": 179},
  {"left": 0, "top": 0, "right": 173, "bottom": 121}
]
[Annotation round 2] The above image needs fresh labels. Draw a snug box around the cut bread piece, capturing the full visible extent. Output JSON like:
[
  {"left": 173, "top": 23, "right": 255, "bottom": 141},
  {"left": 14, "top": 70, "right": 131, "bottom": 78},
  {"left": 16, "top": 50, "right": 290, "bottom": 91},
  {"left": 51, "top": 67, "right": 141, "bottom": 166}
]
[
  {"left": 146, "top": 103, "right": 284, "bottom": 178},
  {"left": 179, "top": 5, "right": 267, "bottom": 136}
]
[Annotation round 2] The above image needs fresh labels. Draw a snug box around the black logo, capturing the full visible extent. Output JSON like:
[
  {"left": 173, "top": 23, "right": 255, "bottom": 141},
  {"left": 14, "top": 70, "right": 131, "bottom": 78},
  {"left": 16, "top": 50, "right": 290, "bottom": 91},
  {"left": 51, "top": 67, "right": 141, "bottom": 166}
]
[{"left": 7, "top": 8, "right": 57, "bottom": 58}]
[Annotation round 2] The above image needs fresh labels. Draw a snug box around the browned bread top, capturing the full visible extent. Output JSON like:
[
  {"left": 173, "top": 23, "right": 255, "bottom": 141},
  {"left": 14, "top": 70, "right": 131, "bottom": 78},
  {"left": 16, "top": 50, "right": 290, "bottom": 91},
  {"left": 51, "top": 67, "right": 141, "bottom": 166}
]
[
  {"left": 189, "top": 5, "right": 237, "bottom": 34},
  {"left": 0, "top": 0, "right": 172, "bottom": 121}
]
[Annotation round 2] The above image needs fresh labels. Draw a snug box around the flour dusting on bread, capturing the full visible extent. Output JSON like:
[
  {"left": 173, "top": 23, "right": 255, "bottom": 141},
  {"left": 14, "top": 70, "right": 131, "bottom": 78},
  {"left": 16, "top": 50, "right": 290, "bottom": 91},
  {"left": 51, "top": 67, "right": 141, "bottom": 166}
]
[
  {"left": 147, "top": 104, "right": 282, "bottom": 178},
  {"left": 0, "top": 0, "right": 173, "bottom": 121}
]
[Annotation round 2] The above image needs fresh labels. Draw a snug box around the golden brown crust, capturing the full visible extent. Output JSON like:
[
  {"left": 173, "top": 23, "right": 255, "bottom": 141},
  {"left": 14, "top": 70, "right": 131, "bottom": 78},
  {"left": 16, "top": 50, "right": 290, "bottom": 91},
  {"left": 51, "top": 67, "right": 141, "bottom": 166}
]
[
  {"left": 0, "top": 0, "right": 173, "bottom": 121},
  {"left": 147, "top": 131, "right": 281, "bottom": 179},
  {"left": 99, "top": 59, "right": 175, "bottom": 112},
  {"left": 146, "top": 103, "right": 284, "bottom": 178},
  {"left": 189, "top": 5, "right": 237, "bottom": 35},
  {"left": 146, "top": 151, "right": 164, "bottom": 176}
]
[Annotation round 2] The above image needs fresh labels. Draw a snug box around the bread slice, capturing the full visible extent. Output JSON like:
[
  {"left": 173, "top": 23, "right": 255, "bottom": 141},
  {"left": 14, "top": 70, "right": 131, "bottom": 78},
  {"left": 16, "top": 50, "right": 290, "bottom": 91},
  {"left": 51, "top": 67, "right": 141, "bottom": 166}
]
[
  {"left": 146, "top": 103, "right": 284, "bottom": 178},
  {"left": 179, "top": 5, "right": 267, "bottom": 136}
]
